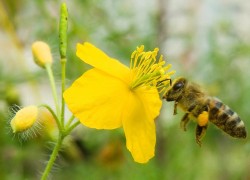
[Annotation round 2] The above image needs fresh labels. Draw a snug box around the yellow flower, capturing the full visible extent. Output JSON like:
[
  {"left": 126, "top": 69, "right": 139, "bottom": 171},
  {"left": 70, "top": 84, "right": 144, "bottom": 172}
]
[{"left": 64, "top": 42, "right": 174, "bottom": 163}]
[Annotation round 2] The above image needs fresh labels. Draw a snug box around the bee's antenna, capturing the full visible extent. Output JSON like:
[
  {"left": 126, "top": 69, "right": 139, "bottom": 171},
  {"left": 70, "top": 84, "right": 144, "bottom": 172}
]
[
  {"left": 169, "top": 78, "right": 172, "bottom": 86},
  {"left": 157, "top": 78, "right": 172, "bottom": 86}
]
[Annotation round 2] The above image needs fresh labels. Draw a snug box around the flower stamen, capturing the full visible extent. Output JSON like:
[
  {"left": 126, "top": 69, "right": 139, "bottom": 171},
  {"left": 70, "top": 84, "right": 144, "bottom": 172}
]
[{"left": 129, "top": 46, "right": 175, "bottom": 92}]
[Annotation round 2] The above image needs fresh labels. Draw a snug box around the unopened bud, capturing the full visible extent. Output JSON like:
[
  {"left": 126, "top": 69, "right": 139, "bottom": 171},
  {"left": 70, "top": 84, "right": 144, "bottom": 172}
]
[
  {"left": 10, "top": 106, "right": 38, "bottom": 133},
  {"left": 32, "top": 41, "right": 53, "bottom": 68},
  {"left": 59, "top": 3, "right": 68, "bottom": 59},
  {"left": 38, "top": 108, "right": 58, "bottom": 140}
]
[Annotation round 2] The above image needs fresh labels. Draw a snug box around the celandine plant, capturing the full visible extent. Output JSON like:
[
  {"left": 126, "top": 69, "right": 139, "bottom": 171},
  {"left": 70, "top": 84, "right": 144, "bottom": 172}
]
[{"left": 9, "top": 3, "right": 175, "bottom": 179}]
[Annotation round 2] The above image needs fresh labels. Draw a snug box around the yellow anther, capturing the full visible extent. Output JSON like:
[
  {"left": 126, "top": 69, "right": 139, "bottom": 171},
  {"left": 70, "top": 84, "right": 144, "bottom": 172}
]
[
  {"left": 159, "top": 55, "right": 163, "bottom": 62},
  {"left": 153, "top": 48, "right": 159, "bottom": 53},
  {"left": 167, "top": 70, "right": 176, "bottom": 76},
  {"left": 159, "top": 68, "right": 165, "bottom": 75},
  {"left": 150, "top": 64, "right": 158, "bottom": 70},
  {"left": 138, "top": 45, "right": 144, "bottom": 52},
  {"left": 158, "top": 61, "right": 165, "bottom": 66},
  {"left": 163, "top": 64, "right": 172, "bottom": 71}
]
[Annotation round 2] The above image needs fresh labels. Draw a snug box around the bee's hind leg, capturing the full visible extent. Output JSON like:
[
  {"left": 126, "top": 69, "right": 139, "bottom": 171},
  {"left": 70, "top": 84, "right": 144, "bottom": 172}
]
[
  {"left": 195, "top": 124, "right": 208, "bottom": 147},
  {"left": 180, "top": 113, "right": 190, "bottom": 131}
]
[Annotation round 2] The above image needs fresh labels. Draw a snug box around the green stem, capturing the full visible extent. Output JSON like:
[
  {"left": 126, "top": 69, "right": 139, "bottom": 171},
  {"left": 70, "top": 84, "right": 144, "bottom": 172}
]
[
  {"left": 41, "top": 133, "right": 64, "bottom": 180},
  {"left": 65, "top": 121, "right": 80, "bottom": 136},
  {"left": 65, "top": 115, "right": 75, "bottom": 128},
  {"left": 38, "top": 104, "right": 62, "bottom": 131},
  {"left": 60, "top": 58, "right": 66, "bottom": 126},
  {"left": 45, "top": 64, "right": 60, "bottom": 117},
  {"left": 41, "top": 120, "right": 79, "bottom": 179}
]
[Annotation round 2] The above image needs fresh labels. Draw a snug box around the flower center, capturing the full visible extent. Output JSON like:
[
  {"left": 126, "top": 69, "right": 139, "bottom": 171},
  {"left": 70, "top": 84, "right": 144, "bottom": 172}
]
[{"left": 129, "top": 45, "right": 175, "bottom": 93}]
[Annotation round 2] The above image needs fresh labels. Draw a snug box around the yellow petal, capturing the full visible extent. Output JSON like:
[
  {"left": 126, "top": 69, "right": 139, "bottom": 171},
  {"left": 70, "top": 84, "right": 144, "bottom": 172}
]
[
  {"left": 122, "top": 87, "right": 162, "bottom": 163},
  {"left": 64, "top": 69, "right": 130, "bottom": 129},
  {"left": 76, "top": 42, "right": 130, "bottom": 83}
]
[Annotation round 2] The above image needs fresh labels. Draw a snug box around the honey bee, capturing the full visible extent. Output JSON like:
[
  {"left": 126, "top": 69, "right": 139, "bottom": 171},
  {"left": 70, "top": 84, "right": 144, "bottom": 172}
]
[{"left": 163, "top": 77, "right": 247, "bottom": 145}]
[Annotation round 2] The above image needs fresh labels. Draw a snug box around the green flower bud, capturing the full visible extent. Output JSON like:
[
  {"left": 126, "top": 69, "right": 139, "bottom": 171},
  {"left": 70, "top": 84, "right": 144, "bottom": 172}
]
[{"left": 59, "top": 3, "right": 68, "bottom": 59}]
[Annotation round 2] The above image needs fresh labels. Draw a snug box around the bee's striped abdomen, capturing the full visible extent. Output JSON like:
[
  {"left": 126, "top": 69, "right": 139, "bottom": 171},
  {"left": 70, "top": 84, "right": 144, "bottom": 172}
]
[{"left": 208, "top": 98, "right": 247, "bottom": 138}]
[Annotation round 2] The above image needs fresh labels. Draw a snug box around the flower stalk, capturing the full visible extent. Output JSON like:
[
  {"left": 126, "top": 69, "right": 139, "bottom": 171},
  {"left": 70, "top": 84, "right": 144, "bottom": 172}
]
[
  {"left": 60, "top": 58, "right": 66, "bottom": 126},
  {"left": 45, "top": 64, "right": 60, "bottom": 117},
  {"left": 59, "top": 3, "right": 68, "bottom": 126},
  {"left": 41, "top": 133, "right": 64, "bottom": 180},
  {"left": 40, "top": 3, "right": 81, "bottom": 179}
]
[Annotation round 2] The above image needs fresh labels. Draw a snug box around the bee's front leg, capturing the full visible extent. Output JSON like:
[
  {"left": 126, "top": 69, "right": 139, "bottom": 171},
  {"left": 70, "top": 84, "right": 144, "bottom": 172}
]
[
  {"left": 195, "top": 124, "right": 208, "bottom": 147},
  {"left": 173, "top": 101, "right": 178, "bottom": 115},
  {"left": 180, "top": 113, "right": 190, "bottom": 131}
]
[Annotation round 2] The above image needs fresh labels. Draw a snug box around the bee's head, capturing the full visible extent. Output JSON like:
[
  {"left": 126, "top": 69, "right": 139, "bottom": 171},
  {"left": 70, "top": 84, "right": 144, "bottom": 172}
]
[{"left": 163, "top": 77, "right": 187, "bottom": 101}]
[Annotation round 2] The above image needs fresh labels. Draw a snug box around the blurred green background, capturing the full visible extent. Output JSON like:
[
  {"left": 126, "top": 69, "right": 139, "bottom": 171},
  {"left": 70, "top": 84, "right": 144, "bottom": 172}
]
[{"left": 1, "top": 0, "right": 250, "bottom": 179}]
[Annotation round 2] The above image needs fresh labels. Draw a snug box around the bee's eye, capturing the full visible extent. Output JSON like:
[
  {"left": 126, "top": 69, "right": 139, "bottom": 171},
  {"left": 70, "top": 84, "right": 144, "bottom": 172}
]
[{"left": 173, "top": 82, "right": 184, "bottom": 91}]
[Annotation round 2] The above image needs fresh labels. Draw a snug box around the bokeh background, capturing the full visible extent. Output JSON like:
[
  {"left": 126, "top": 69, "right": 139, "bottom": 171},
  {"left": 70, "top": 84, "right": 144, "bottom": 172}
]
[{"left": 1, "top": 0, "right": 250, "bottom": 179}]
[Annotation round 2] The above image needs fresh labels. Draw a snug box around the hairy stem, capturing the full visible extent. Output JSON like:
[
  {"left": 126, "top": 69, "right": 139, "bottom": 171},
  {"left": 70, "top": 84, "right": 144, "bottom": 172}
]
[
  {"left": 65, "top": 121, "right": 80, "bottom": 136},
  {"left": 41, "top": 133, "right": 64, "bottom": 180},
  {"left": 38, "top": 104, "right": 62, "bottom": 131}
]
